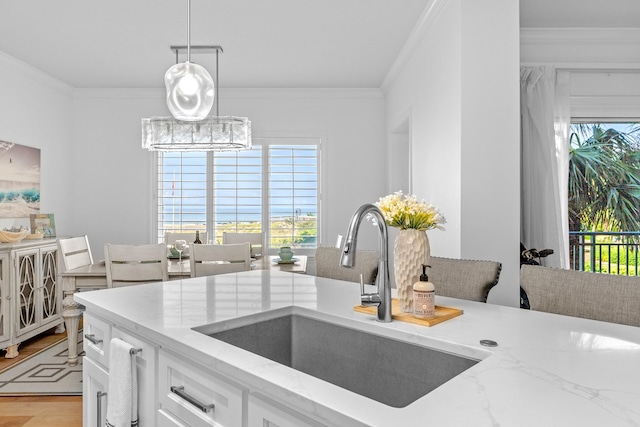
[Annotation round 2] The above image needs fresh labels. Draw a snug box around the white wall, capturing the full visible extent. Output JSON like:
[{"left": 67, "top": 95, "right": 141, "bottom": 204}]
[
  {"left": 71, "top": 88, "right": 386, "bottom": 259},
  {"left": 460, "top": 0, "right": 520, "bottom": 305},
  {"left": 383, "top": 0, "right": 521, "bottom": 306},
  {"left": 0, "top": 52, "right": 75, "bottom": 233}
]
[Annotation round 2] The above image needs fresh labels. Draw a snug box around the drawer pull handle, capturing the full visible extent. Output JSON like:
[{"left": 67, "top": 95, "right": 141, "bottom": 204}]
[
  {"left": 84, "top": 334, "right": 103, "bottom": 345},
  {"left": 170, "top": 385, "right": 215, "bottom": 413},
  {"left": 97, "top": 391, "right": 107, "bottom": 427}
]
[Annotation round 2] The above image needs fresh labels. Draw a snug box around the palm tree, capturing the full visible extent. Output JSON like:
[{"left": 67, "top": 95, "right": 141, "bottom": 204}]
[{"left": 568, "top": 124, "right": 640, "bottom": 234}]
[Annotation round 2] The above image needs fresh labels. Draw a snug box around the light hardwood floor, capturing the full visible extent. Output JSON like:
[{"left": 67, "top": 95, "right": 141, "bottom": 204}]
[
  {"left": 0, "top": 329, "right": 82, "bottom": 427},
  {"left": 0, "top": 396, "right": 82, "bottom": 427}
]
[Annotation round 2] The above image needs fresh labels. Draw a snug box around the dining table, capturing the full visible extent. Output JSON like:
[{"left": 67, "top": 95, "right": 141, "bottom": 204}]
[{"left": 59, "top": 254, "right": 307, "bottom": 365}]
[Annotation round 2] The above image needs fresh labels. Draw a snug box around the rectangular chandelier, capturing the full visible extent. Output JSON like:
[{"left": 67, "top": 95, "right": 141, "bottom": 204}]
[
  {"left": 142, "top": 115, "right": 252, "bottom": 152},
  {"left": 141, "top": 44, "right": 252, "bottom": 152}
]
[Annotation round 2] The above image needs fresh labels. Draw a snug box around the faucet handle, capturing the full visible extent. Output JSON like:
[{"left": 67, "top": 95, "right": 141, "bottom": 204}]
[{"left": 359, "top": 273, "right": 381, "bottom": 306}]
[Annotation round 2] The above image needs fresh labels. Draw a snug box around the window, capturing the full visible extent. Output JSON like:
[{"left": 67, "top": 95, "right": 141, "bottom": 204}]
[
  {"left": 568, "top": 122, "right": 640, "bottom": 275},
  {"left": 154, "top": 137, "right": 320, "bottom": 254},
  {"left": 213, "top": 147, "right": 263, "bottom": 239},
  {"left": 156, "top": 152, "right": 207, "bottom": 239},
  {"left": 268, "top": 145, "right": 318, "bottom": 249}
]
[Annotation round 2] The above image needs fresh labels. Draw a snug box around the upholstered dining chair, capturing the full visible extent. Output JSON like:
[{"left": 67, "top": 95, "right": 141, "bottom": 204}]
[
  {"left": 315, "top": 246, "right": 379, "bottom": 284},
  {"left": 189, "top": 243, "right": 252, "bottom": 277},
  {"left": 520, "top": 264, "right": 640, "bottom": 327},
  {"left": 428, "top": 256, "right": 502, "bottom": 302},
  {"left": 222, "top": 232, "right": 265, "bottom": 257},
  {"left": 104, "top": 243, "right": 168, "bottom": 288}
]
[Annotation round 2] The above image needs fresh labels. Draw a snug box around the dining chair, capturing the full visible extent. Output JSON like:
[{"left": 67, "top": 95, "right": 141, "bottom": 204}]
[
  {"left": 189, "top": 243, "right": 252, "bottom": 277},
  {"left": 520, "top": 264, "right": 640, "bottom": 327},
  {"left": 104, "top": 243, "right": 168, "bottom": 288},
  {"left": 222, "top": 232, "right": 265, "bottom": 257},
  {"left": 428, "top": 256, "right": 502, "bottom": 302},
  {"left": 58, "top": 235, "right": 94, "bottom": 271},
  {"left": 315, "top": 246, "right": 378, "bottom": 284}
]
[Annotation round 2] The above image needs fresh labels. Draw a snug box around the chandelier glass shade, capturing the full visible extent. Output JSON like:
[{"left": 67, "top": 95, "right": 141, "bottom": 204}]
[
  {"left": 143, "top": 44, "right": 252, "bottom": 152},
  {"left": 165, "top": 61, "right": 215, "bottom": 121},
  {"left": 163, "top": 0, "right": 215, "bottom": 121},
  {"left": 142, "top": 116, "right": 252, "bottom": 152}
]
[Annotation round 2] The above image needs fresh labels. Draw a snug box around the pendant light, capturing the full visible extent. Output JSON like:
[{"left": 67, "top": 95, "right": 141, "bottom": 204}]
[
  {"left": 142, "top": 46, "right": 252, "bottom": 152},
  {"left": 164, "top": 0, "right": 214, "bottom": 121}
]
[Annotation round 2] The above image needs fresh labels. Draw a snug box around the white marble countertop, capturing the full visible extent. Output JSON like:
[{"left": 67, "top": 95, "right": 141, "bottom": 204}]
[{"left": 74, "top": 270, "right": 640, "bottom": 426}]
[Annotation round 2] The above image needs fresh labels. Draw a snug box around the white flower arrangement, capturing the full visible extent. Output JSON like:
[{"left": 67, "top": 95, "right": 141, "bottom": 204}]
[{"left": 374, "top": 191, "right": 446, "bottom": 231}]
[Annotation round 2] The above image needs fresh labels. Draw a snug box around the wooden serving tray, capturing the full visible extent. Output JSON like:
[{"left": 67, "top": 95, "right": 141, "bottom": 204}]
[{"left": 354, "top": 298, "right": 463, "bottom": 327}]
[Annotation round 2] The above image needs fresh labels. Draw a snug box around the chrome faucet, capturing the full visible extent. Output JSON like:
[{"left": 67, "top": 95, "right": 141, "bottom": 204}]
[{"left": 340, "top": 203, "right": 392, "bottom": 322}]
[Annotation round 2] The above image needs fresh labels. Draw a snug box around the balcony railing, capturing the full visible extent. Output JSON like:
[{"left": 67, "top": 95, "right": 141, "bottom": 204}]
[{"left": 569, "top": 231, "right": 640, "bottom": 276}]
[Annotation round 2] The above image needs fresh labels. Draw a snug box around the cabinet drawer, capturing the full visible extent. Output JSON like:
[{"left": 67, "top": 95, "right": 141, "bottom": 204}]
[
  {"left": 158, "top": 350, "right": 247, "bottom": 427},
  {"left": 158, "top": 409, "right": 189, "bottom": 427},
  {"left": 83, "top": 313, "right": 111, "bottom": 369},
  {"left": 83, "top": 356, "right": 109, "bottom": 427},
  {"left": 248, "top": 393, "right": 326, "bottom": 427},
  {"left": 112, "top": 327, "right": 158, "bottom": 426}
]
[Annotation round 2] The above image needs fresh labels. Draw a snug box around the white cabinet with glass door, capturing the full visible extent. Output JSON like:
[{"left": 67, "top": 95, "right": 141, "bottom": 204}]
[
  {"left": 12, "top": 243, "right": 61, "bottom": 340},
  {"left": 0, "top": 252, "right": 9, "bottom": 349},
  {"left": 1, "top": 240, "right": 63, "bottom": 359}
]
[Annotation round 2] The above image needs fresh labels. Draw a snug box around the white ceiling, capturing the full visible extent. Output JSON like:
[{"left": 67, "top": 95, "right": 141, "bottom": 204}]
[
  {"left": 0, "top": 0, "right": 430, "bottom": 89},
  {"left": 0, "top": 0, "right": 638, "bottom": 90}
]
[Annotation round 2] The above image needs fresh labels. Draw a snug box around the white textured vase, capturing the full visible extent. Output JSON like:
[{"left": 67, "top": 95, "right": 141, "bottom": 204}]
[{"left": 394, "top": 229, "right": 431, "bottom": 312}]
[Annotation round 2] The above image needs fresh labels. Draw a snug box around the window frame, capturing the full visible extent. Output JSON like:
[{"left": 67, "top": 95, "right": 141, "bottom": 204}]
[{"left": 151, "top": 135, "right": 322, "bottom": 256}]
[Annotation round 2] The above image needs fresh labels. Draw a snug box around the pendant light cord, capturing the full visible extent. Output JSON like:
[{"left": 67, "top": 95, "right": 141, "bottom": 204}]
[
  {"left": 216, "top": 49, "right": 219, "bottom": 116},
  {"left": 186, "top": 0, "right": 191, "bottom": 62}
]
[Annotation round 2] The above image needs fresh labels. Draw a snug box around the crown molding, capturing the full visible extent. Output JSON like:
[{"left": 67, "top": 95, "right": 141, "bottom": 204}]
[
  {"left": 381, "top": 0, "right": 448, "bottom": 93},
  {"left": 521, "top": 28, "right": 640, "bottom": 46},
  {"left": 0, "top": 51, "right": 73, "bottom": 96}
]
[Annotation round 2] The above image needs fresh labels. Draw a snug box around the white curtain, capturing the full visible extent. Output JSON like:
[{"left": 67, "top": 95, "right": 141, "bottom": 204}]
[{"left": 520, "top": 66, "right": 570, "bottom": 268}]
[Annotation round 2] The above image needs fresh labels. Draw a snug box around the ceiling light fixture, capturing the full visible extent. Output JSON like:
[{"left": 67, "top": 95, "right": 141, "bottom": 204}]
[
  {"left": 164, "top": 0, "right": 214, "bottom": 121},
  {"left": 142, "top": 45, "right": 252, "bottom": 152}
]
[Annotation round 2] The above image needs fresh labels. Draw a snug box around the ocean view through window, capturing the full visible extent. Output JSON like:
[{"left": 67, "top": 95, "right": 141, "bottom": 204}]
[{"left": 155, "top": 137, "right": 319, "bottom": 253}]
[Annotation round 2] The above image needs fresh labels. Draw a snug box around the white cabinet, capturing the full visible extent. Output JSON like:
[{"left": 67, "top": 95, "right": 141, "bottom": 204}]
[
  {"left": 83, "top": 312, "right": 111, "bottom": 369},
  {"left": 157, "top": 349, "right": 247, "bottom": 427},
  {"left": 0, "top": 253, "right": 9, "bottom": 349},
  {"left": 0, "top": 239, "right": 63, "bottom": 358},
  {"left": 13, "top": 243, "right": 61, "bottom": 339},
  {"left": 83, "top": 356, "right": 109, "bottom": 427},
  {"left": 82, "top": 315, "right": 159, "bottom": 427},
  {"left": 248, "top": 393, "right": 326, "bottom": 427}
]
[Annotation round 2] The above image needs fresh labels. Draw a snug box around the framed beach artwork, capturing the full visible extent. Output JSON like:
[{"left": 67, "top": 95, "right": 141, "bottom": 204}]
[{"left": 0, "top": 140, "right": 40, "bottom": 218}]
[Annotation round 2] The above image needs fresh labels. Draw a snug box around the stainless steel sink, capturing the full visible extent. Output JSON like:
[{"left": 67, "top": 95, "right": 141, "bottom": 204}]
[{"left": 194, "top": 309, "right": 484, "bottom": 408}]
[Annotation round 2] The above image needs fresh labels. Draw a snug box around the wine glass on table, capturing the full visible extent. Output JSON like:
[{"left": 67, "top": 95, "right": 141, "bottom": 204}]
[{"left": 174, "top": 240, "right": 188, "bottom": 274}]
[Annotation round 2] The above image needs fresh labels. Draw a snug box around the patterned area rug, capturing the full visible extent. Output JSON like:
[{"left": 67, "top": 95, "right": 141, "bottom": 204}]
[{"left": 0, "top": 332, "right": 83, "bottom": 396}]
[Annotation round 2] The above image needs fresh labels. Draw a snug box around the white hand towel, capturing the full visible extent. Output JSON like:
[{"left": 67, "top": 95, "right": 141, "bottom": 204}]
[{"left": 106, "top": 338, "right": 139, "bottom": 427}]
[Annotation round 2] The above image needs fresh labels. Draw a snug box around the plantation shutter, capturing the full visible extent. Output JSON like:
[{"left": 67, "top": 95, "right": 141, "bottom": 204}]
[
  {"left": 268, "top": 144, "right": 318, "bottom": 249},
  {"left": 212, "top": 147, "right": 263, "bottom": 243},
  {"left": 156, "top": 151, "right": 207, "bottom": 242}
]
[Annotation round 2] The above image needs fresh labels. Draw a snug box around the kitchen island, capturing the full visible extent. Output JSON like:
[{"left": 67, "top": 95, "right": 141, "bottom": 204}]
[{"left": 74, "top": 270, "right": 640, "bottom": 426}]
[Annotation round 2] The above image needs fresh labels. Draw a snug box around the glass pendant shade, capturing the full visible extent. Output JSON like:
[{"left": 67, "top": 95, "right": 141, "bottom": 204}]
[
  {"left": 143, "top": 44, "right": 251, "bottom": 152},
  {"left": 142, "top": 116, "right": 252, "bottom": 151},
  {"left": 165, "top": 62, "right": 215, "bottom": 121}
]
